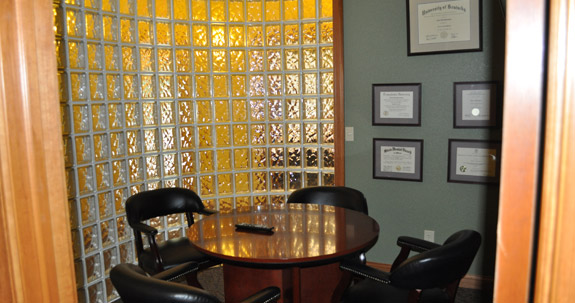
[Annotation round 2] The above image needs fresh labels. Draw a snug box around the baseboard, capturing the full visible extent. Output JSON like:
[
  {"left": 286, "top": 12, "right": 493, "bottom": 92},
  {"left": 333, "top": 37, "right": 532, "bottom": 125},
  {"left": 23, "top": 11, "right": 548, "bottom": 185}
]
[{"left": 365, "top": 262, "right": 494, "bottom": 290}]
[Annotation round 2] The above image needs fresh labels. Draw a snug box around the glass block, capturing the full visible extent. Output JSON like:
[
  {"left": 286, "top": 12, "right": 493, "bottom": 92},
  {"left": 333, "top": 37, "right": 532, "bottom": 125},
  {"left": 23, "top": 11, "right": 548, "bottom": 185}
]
[
  {"left": 305, "top": 147, "right": 318, "bottom": 168},
  {"left": 234, "top": 172, "right": 250, "bottom": 193},
  {"left": 59, "top": 72, "right": 69, "bottom": 101},
  {"left": 302, "top": 23, "right": 317, "bottom": 44},
  {"left": 156, "top": 0, "right": 171, "bottom": 18},
  {"left": 284, "top": 0, "right": 298, "bottom": 20},
  {"left": 232, "top": 124, "right": 248, "bottom": 145},
  {"left": 142, "top": 102, "right": 157, "bottom": 126},
  {"left": 144, "top": 129, "right": 159, "bottom": 152},
  {"left": 112, "top": 160, "right": 127, "bottom": 186},
  {"left": 236, "top": 196, "right": 251, "bottom": 210},
  {"left": 192, "top": 24, "right": 208, "bottom": 46},
  {"left": 215, "top": 126, "right": 231, "bottom": 147},
  {"left": 176, "top": 49, "right": 192, "bottom": 72},
  {"left": 285, "top": 74, "right": 300, "bottom": 95},
  {"left": 194, "top": 50, "right": 209, "bottom": 72},
  {"left": 85, "top": 12, "right": 102, "bottom": 40},
  {"left": 192, "top": 0, "right": 208, "bottom": 21},
  {"left": 211, "top": 25, "right": 227, "bottom": 47},
  {"left": 270, "top": 147, "right": 284, "bottom": 167},
  {"left": 55, "top": 39, "right": 65, "bottom": 69},
  {"left": 322, "top": 123, "right": 334, "bottom": 144},
  {"left": 158, "top": 48, "right": 173, "bottom": 72},
  {"left": 216, "top": 149, "right": 231, "bottom": 171},
  {"left": 230, "top": 50, "right": 246, "bottom": 72},
  {"left": 218, "top": 198, "right": 232, "bottom": 213},
  {"left": 85, "top": 254, "right": 102, "bottom": 283},
  {"left": 120, "top": 18, "right": 135, "bottom": 43},
  {"left": 247, "top": 25, "right": 263, "bottom": 47},
  {"left": 128, "top": 157, "right": 144, "bottom": 182},
  {"left": 138, "top": 20, "right": 154, "bottom": 44},
  {"left": 215, "top": 100, "right": 230, "bottom": 122},
  {"left": 289, "top": 171, "right": 302, "bottom": 189},
  {"left": 68, "top": 41, "right": 86, "bottom": 69},
  {"left": 304, "top": 73, "right": 318, "bottom": 95},
  {"left": 267, "top": 49, "right": 281, "bottom": 71},
  {"left": 103, "top": 248, "right": 118, "bottom": 277},
  {"left": 254, "top": 195, "right": 268, "bottom": 206},
  {"left": 247, "top": 0, "right": 262, "bottom": 21},
  {"left": 93, "top": 134, "right": 109, "bottom": 161},
  {"left": 80, "top": 196, "right": 96, "bottom": 225},
  {"left": 213, "top": 75, "right": 228, "bottom": 97},
  {"left": 322, "top": 147, "right": 335, "bottom": 168},
  {"left": 53, "top": 6, "right": 64, "bottom": 37},
  {"left": 109, "top": 132, "right": 126, "bottom": 158},
  {"left": 211, "top": 0, "right": 225, "bottom": 21},
  {"left": 249, "top": 75, "right": 265, "bottom": 97},
  {"left": 118, "top": 239, "right": 134, "bottom": 262},
  {"left": 74, "top": 259, "right": 84, "bottom": 287},
  {"left": 305, "top": 172, "right": 319, "bottom": 187},
  {"left": 114, "top": 188, "right": 127, "bottom": 214},
  {"left": 287, "top": 123, "right": 301, "bottom": 143},
  {"left": 231, "top": 75, "right": 246, "bottom": 97},
  {"left": 75, "top": 136, "right": 92, "bottom": 164},
  {"left": 120, "top": 0, "right": 134, "bottom": 15},
  {"left": 178, "top": 101, "right": 193, "bottom": 124},
  {"left": 126, "top": 130, "right": 142, "bottom": 155},
  {"left": 180, "top": 126, "right": 195, "bottom": 149},
  {"left": 181, "top": 176, "right": 197, "bottom": 190},
  {"left": 102, "top": 0, "right": 118, "bottom": 12},
  {"left": 167, "top": 228, "right": 183, "bottom": 239},
  {"left": 156, "top": 22, "right": 172, "bottom": 45},
  {"left": 159, "top": 75, "right": 174, "bottom": 98},
  {"left": 198, "top": 125, "right": 213, "bottom": 147},
  {"left": 140, "top": 48, "right": 155, "bottom": 71},
  {"left": 284, "top": 24, "right": 299, "bottom": 45},
  {"left": 100, "top": 219, "right": 116, "bottom": 247},
  {"left": 174, "top": 0, "right": 189, "bottom": 20},
  {"left": 321, "top": 72, "right": 334, "bottom": 94},
  {"left": 248, "top": 50, "right": 264, "bottom": 72},
  {"left": 251, "top": 124, "right": 266, "bottom": 145},
  {"left": 66, "top": 8, "right": 84, "bottom": 38},
  {"left": 217, "top": 174, "right": 232, "bottom": 194},
  {"left": 63, "top": 137, "right": 74, "bottom": 167},
  {"left": 229, "top": 25, "right": 245, "bottom": 47},
  {"left": 229, "top": 0, "right": 245, "bottom": 21},
  {"left": 252, "top": 171, "right": 267, "bottom": 192},
  {"left": 270, "top": 171, "right": 285, "bottom": 191},
  {"left": 86, "top": 43, "right": 103, "bottom": 71},
  {"left": 269, "top": 123, "right": 284, "bottom": 144},
  {"left": 106, "top": 74, "right": 121, "bottom": 99},
  {"left": 303, "top": 48, "right": 317, "bottom": 70},
  {"left": 162, "top": 127, "right": 176, "bottom": 150},
  {"left": 108, "top": 103, "right": 123, "bottom": 129},
  {"left": 89, "top": 73, "right": 105, "bottom": 100},
  {"left": 196, "top": 100, "right": 212, "bottom": 123},
  {"left": 234, "top": 148, "right": 249, "bottom": 169},
  {"left": 73, "top": 105, "right": 90, "bottom": 133},
  {"left": 321, "top": 98, "right": 335, "bottom": 120},
  {"left": 174, "top": 23, "right": 190, "bottom": 46},
  {"left": 61, "top": 104, "right": 71, "bottom": 135},
  {"left": 124, "top": 102, "right": 140, "bottom": 128},
  {"left": 123, "top": 74, "right": 138, "bottom": 99},
  {"left": 285, "top": 49, "right": 300, "bottom": 70},
  {"left": 232, "top": 100, "right": 247, "bottom": 122},
  {"left": 82, "top": 225, "right": 99, "bottom": 254},
  {"left": 71, "top": 229, "right": 81, "bottom": 259},
  {"left": 288, "top": 147, "right": 301, "bottom": 167},
  {"left": 304, "top": 98, "right": 318, "bottom": 119},
  {"left": 122, "top": 47, "right": 136, "bottom": 71},
  {"left": 266, "top": 24, "right": 281, "bottom": 46},
  {"left": 212, "top": 49, "right": 228, "bottom": 72},
  {"left": 265, "top": 0, "right": 280, "bottom": 21},
  {"left": 102, "top": 15, "right": 118, "bottom": 42},
  {"left": 200, "top": 175, "right": 215, "bottom": 196},
  {"left": 195, "top": 75, "right": 211, "bottom": 98},
  {"left": 252, "top": 147, "right": 267, "bottom": 168},
  {"left": 304, "top": 123, "right": 318, "bottom": 143},
  {"left": 181, "top": 152, "right": 195, "bottom": 174},
  {"left": 320, "top": 46, "right": 333, "bottom": 69},
  {"left": 159, "top": 101, "right": 175, "bottom": 125},
  {"left": 163, "top": 153, "right": 177, "bottom": 176},
  {"left": 320, "top": 0, "right": 333, "bottom": 18},
  {"left": 137, "top": 0, "right": 152, "bottom": 17},
  {"left": 268, "top": 74, "right": 282, "bottom": 95}
]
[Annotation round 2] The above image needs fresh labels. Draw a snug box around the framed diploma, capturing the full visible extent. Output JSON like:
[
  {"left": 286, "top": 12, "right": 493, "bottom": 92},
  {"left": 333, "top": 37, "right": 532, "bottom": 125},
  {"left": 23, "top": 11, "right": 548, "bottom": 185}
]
[
  {"left": 453, "top": 81, "right": 499, "bottom": 128},
  {"left": 373, "top": 138, "right": 423, "bottom": 181},
  {"left": 448, "top": 139, "right": 501, "bottom": 184},
  {"left": 407, "top": 0, "right": 483, "bottom": 56},
  {"left": 372, "top": 83, "right": 422, "bottom": 126}
]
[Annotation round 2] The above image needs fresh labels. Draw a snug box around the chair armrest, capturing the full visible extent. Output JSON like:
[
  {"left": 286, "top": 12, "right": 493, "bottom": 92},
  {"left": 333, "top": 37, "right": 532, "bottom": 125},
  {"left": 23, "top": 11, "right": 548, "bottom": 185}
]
[
  {"left": 240, "top": 286, "right": 281, "bottom": 303},
  {"left": 131, "top": 222, "right": 158, "bottom": 236},
  {"left": 340, "top": 259, "right": 391, "bottom": 285},
  {"left": 152, "top": 262, "right": 199, "bottom": 282},
  {"left": 397, "top": 236, "right": 440, "bottom": 253}
]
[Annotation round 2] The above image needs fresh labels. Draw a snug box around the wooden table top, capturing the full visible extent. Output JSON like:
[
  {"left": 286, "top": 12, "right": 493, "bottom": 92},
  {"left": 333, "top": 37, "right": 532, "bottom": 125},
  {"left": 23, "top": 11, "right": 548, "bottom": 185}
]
[{"left": 188, "top": 203, "right": 380, "bottom": 267}]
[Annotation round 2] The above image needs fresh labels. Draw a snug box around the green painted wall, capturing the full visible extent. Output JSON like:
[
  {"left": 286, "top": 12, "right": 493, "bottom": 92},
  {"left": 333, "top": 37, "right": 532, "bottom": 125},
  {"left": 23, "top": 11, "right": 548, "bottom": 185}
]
[{"left": 343, "top": 0, "right": 506, "bottom": 276}]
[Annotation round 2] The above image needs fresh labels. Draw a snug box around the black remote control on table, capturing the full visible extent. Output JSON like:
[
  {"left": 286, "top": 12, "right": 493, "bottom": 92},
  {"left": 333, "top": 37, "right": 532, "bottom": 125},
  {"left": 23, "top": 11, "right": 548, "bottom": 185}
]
[{"left": 235, "top": 223, "right": 275, "bottom": 234}]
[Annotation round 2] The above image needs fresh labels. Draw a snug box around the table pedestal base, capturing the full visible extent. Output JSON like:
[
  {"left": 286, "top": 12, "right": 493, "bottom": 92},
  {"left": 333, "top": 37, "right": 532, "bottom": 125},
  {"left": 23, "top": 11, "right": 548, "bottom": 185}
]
[{"left": 223, "top": 262, "right": 351, "bottom": 303}]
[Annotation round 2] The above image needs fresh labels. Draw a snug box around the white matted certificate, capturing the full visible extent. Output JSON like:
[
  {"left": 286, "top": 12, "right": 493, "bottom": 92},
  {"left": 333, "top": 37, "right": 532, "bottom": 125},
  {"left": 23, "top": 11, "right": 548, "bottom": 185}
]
[
  {"left": 455, "top": 147, "right": 497, "bottom": 177},
  {"left": 381, "top": 146, "right": 416, "bottom": 174},
  {"left": 461, "top": 89, "right": 490, "bottom": 120},
  {"left": 373, "top": 138, "right": 423, "bottom": 181},
  {"left": 418, "top": 0, "right": 471, "bottom": 45},
  {"left": 372, "top": 83, "right": 421, "bottom": 126},
  {"left": 380, "top": 91, "right": 414, "bottom": 119}
]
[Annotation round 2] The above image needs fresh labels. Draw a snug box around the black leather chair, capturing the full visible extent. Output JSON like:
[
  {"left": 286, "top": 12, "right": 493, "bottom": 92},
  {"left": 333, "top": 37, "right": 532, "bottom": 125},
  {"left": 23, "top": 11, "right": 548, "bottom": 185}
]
[
  {"left": 125, "top": 187, "right": 218, "bottom": 283},
  {"left": 111, "top": 262, "right": 281, "bottom": 303},
  {"left": 339, "top": 230, "right": 481, "bottom": 303},
  {"left": 287, "top": 186, "right": 368, "bottom": 215}
]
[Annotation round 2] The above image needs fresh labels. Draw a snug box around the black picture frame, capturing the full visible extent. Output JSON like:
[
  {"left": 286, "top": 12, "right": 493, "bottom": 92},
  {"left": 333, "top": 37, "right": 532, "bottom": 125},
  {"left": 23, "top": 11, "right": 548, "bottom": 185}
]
[
  {"left": 407, "top": 0, "right": 483, "bottom": 56},
  {"left": 447, "top": 139, "right": 501, "bottom": 184},
  {"left": 372, "top": 83, "right": 422, "bottom": 126},
  {"left": 373, "top": 138, "right": 423, "bottom": 181},
  {"left": 453, "top": 81, "right": 499, "bottom": 128}
]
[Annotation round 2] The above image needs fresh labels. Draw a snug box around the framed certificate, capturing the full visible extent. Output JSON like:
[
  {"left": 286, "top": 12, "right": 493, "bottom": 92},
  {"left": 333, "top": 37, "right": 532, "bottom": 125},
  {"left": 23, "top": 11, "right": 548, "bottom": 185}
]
[
  {"left": 407, "top": 0, "right": 483, "bottom": 56},
  {"left": 373, "top": 138, "right": 423, "bottom": 181},
  {"left": 372, "top": 83, "right": 422, "bottom": 126},
  {"left": 454, "top": 81, "right": 499, "bottom": 128},
  {"left": 448, "top": 139, "right": 501, "bottom": 184}
]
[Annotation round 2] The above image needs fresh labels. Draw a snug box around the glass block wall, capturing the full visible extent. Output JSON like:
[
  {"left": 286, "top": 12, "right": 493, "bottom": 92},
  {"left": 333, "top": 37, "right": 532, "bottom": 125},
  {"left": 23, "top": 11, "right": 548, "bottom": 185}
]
[{"left": 54, "top": 0, "right": 334, "bottom": 301}]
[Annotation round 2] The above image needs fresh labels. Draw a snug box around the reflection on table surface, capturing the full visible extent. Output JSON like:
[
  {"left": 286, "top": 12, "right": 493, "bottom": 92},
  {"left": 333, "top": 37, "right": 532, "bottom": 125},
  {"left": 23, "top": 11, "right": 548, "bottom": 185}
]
[{"left": 188, "top": 203, "right": 379, "bottom": 266}]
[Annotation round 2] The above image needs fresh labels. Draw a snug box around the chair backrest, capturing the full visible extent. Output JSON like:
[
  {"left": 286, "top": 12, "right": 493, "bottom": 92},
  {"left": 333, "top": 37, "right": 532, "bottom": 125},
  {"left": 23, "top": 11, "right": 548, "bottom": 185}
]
[
  {"left": 390, "top": 230, "right": 481, "bottom": 289},
  {"left": 110, "top": 263, "right": 220, "bottom": 303},
  {"left": 126, "top": 187, "right": 205, "bottom": 226},
  {"left": 287, "top": 186, "right": 368, "bottom": 214}
]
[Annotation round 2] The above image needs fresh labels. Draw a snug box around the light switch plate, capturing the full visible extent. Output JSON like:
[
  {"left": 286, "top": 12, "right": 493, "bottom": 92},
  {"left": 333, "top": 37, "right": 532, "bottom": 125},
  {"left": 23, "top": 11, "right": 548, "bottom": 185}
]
[{"left": 345, "top": 127, "right": 354, "bottom": 141}]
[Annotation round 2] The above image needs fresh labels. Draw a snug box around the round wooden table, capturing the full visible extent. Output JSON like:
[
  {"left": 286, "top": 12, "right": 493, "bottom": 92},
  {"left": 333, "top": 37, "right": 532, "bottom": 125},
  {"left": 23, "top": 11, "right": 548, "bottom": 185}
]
[{"left": 188, "top": 203, "right": 380, "bottom": 303}]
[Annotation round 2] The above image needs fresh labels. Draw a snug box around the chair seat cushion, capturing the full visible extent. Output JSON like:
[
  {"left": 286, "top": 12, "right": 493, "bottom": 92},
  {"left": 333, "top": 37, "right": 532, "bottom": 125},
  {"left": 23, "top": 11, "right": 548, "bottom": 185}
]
[
  {"left": 340, "top": 279, "right": 450, "bottom": 303},
  {"left": 139, "top": 237, "right": 211, "bottom": 274}
]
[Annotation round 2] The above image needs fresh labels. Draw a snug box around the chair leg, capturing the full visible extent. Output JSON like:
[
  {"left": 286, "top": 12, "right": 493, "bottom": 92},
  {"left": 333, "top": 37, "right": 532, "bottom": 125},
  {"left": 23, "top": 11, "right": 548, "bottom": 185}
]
[{"left": 185, "top": 271, "right": 203, "bottom": 289}]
